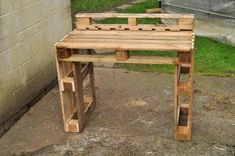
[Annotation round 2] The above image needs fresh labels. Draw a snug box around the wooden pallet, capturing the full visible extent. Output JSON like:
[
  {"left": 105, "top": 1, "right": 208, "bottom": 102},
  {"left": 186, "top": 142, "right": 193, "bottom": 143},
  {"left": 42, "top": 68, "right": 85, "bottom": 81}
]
[{"left": 55, "top": 13, "right": 195, "bottom": 140}]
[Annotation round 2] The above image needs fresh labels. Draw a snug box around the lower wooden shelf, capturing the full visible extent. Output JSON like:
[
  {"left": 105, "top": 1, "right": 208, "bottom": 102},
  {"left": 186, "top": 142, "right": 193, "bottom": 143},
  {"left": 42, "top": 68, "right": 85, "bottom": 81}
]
[{"left": 60, "top": 54, "right": 179, "bottom": 65}]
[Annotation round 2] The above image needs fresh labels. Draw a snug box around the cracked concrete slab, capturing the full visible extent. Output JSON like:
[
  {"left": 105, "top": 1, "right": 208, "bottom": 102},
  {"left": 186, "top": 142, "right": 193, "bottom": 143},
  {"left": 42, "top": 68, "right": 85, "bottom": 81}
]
[{"left": 0, "top": 68, "right": 234, "bottom": 156}]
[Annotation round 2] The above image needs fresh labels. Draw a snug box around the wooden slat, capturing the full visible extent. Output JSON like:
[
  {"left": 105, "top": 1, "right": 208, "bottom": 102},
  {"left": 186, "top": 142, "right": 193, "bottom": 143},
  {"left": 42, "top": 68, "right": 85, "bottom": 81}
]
[
  {"left": 88, "top": 63, "right": 96, "bottom": 104},
  {"left": 56, "top": 42, "right": 191, "bottom": 51},
  {"left": 72, "top": 62, "right": 86, "bottom": 132},
  {"left": 76, "top": 13, "right": 194, "bottom": 19},
  {"left": 76, "top": 24, "right": 193, "bottom": 31},
  {"left": 128, "top": 18, "right": 137, "bottom": 26},
  {"left": 77, "top": 17, "right": 91, "bottom": 26},
  {"left": 62, "top": 38, "right": 192, "bottom": 44},
  {"left": 61, "top": 77, "right": 75, "bottom": 92},
  {"left": 181, "top": 103, "right": 189, "bottom": 109},
  {"left": 60, "top": 55, "right": 179, "bottom": 65},
  {"left": 71, "top": 30, "right": 194, "bottom": 37},
  {"left": 68, "top": 34, "right": 192, "bottom": 41}
]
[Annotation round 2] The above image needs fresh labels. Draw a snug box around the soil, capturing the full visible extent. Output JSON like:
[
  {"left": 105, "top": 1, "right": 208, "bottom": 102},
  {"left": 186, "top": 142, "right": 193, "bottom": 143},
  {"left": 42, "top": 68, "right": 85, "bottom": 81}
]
[{"left": 0, "top": 68, "right": 234, "bottom": 156}]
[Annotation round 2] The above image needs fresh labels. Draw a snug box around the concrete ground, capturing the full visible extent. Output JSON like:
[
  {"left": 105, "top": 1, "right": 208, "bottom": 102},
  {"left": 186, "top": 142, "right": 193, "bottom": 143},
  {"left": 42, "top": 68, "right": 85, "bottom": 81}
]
[{"left": 0, "top": 67, "right": 234, "bottom": 156}]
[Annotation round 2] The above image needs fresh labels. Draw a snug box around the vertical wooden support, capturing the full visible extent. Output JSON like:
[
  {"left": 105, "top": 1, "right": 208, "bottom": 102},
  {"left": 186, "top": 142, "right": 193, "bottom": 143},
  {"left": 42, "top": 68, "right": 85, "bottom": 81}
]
[
  {"left": 179, "top": 18, "right": 194, "bottom": 30},
  {"left": 77, "top": 17, "right": 91, "bottom": 26},
  {"left": 72, "top": 62, "right": 86, "bottom": 132},
  {"left": 55, "top": 48, "right": 77, "bottom": 132},
  {"left": 116, "top": 50, "right": 129, "bottom": 61},
  {"left": 174, "top": 49, "right": 194, "bottom": 141},
  {"left": 128, "top": 18, "right": 137, "bottom": 26},
  {"left": 89, "top": 63, "right": 96, "bottom": 105},
  {"left": 188, "top": 49, "right": 195, "bottom": 140}
]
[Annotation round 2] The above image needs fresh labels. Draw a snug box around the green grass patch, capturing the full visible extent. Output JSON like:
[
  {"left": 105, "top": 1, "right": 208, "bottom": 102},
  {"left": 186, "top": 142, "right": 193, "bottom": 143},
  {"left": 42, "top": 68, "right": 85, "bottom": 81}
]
[
  {"left": 71, "top": 0, "right": 235, "bottom": 76},
  {"left": 117, "top": 37, "right": 235, "bottom": 76},
  {"left": 102, "top": 0, "right": 159, "bottom": 24},
  {"left": 101, "top": 0, "right": 235, "bottom": 76},
  {"left": 71, "top": 0, "right": 128, "bottom": 12},
  {"left": 71, "top": 0, "right": 129, "bottom": 27}
]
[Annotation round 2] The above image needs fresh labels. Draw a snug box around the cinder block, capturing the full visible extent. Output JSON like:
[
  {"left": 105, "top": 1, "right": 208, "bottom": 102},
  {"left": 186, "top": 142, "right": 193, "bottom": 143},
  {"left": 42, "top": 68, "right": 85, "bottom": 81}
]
[
  {"left": 22, "top": 52, "right": 44, "bottom": 82},
  {"left": 41, "top": 62, "right": 57, "bottom": 84},
  {"left": 0, "top": 95, "right": 15, "bottom": 124},
  {"left": 0, "top": 33, "right": 20, "bottom": 54},
  {"left": 17, "top": 2, "right": 41, "bottom": 31},
  {"left": 0, "top": 51, "right": 10, "bottom": 75},
  {"left": 0, "top": 66, "right": 23, "bottom": 101},
  {"left": 8, "top": 43, "right": 31, "bottom": 69},
  {"left": 0, "top": 12, "right": 20, "bottom": 39},
  {"left": 0, "top": 0, "right": 14, "bottom": 16},
  {"left": 0, "top": 0, "right": 72, "bottom": 136}
]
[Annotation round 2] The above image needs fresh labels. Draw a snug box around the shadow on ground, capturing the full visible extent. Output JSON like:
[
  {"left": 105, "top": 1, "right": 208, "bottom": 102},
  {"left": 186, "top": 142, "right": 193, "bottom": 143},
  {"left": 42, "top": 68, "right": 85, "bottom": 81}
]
[{"left": 0, "top": 68, "right": 234, "bottom": 156}]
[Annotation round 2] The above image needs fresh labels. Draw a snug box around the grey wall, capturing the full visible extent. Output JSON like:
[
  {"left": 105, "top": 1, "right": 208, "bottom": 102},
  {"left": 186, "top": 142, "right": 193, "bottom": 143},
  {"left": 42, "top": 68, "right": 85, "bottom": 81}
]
[
  {"left": 162, "top": 0, "right": 235, "bottom": 46},
  {"left": 162, "top": 0, "right": 235, "bottom": 24},
  {"left": 0, "top": 0, "right": 72, "bottom": 136}
]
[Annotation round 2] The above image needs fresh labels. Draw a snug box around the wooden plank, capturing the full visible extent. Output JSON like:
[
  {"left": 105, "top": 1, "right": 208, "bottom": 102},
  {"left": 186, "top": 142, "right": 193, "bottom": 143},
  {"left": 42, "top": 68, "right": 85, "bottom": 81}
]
[
  {"left": 177, "top": 81, "right": 190, "bottom": 96},
  {"left": 76, "top": 24, "right": 193, "bottom": 31},
  {"left": 89, "top": 63, "right": 96, "bottom": 104},
  {"left": 68, "top": 34, "right": 192, "bottom": 41},
  {"left": 71, "top": 30, "right": 194, "bottom": 37},
  {"left": 116, "top": 50, "right": 129, "bottom": 61},
  {"left": 67, "top": 119, "right": 79, "bottom": 132},
  {"left": 181, "top": 103, "right": 189, "bottom": 109},
  {"left": 174, "top": 65, "right": 179, "bottom": 139},
  {"left": 60, "top": 55, "right": 179, "bottom": 65},
  {"left": 84, "top": 97, "right": 93, "bottom": 113},
  {"left": 77, "top": 17, "right": 91, "bottom": 26},
  {"left": 175, "top": 126, "right": 191, "bottom": 140},
  {"left": 62, "top": 38, "right": 192, "bottom": 44},
  {"left": 55, "top": 48, "right": 69, "bottom": 131},
  {"left": 76, "top": 13, "right": 194, "bottom": 19},
  {"left": 61, "top": 77, "right": 75, "bottom": 92},
  {"left": 146, "top": 8, "right": 161, "bottom": 13},
  {"left": 72, "top": 62, "right": 86, "bottom": 132},
  {"left": 56, "top": 42, "right": 191, "bottom": 51},
  {"left": 187, "top": 49, "right": 195, "bottom": 140},
  {"left": 179, "top": 18, "right": 194, "bottom": 28},
  {"left": 128, "top": 18, "right": 137, "bottom": 26}
]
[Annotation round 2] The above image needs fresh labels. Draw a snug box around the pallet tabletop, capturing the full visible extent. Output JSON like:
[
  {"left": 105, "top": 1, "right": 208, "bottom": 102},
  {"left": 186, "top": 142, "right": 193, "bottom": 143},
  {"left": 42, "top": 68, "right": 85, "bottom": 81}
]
[{"left": 56, "top": 30, "right": 194, "bottom": 51}]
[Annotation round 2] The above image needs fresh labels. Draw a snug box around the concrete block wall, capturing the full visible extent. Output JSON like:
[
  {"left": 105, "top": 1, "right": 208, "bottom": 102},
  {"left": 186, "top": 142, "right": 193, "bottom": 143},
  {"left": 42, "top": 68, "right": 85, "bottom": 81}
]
[{"left": 0, "top": 0, "right": 72, "bottom": 136}]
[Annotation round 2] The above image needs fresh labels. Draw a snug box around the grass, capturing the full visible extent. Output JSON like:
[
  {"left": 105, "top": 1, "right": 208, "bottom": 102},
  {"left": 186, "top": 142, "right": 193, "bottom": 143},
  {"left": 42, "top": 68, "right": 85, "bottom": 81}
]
[
  {"left": 71, "top": 0, "right": 129, "bottom": 27},
  {"left": 71, "top": 0, "right": 128, "bottom": 12},
  {"left": 71, "top": 0, "right": 235, "bottom": 76},
  {"left": 100, "top": 0, "right": 235, "bottom": 76}
]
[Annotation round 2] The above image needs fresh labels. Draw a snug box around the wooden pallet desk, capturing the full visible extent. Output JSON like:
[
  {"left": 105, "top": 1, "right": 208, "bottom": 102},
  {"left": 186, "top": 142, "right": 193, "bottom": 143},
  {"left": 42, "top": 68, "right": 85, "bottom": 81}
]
[{"left": 55, "top": 13, "right": 195, "bottom": 141}]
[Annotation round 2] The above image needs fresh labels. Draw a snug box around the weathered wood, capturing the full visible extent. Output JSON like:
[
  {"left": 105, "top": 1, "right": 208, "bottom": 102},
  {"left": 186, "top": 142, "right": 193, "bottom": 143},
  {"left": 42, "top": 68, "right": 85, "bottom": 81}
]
[
  {"left": 57, "top": 49, "right": 72, "bottom": 59},
  {"left": 55, "top": 13, "right": 195, "bottom": 141},
  {"left": 70, "top": 30, "right": 194, "bottom": 37},
  {"left": 128, "top": 18, "right": 137, "bottom": 26},
  {"left": 76, "top": 13, "right": 194, "bottom": 19},
  {"left": 174, "top": 49, "right": 194, "bottom": 141},
  {"left": 72, "top": 62, "right": 86, "bottom": 132},
  {"left": 77, "top": 17, "right": 91, "bottom": 26},
  {"left": 116, "top": 50, "right": 129, "bottom": 61},
  {"left": 56, "top": 42, "right": 192, "bottom": 51},
  {"left": 60, "top": 55, "right": 179, "bottom": 65},
  {"left": 145, "top": 8, "right": 161, "bottom": 13},
  {"left": 89, "top": 63, "right": 96, "bottom": 105}
]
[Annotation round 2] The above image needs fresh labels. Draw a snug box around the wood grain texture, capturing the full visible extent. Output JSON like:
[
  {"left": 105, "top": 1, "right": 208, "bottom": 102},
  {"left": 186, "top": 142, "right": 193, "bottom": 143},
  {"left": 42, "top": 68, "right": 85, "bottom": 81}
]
[{"left": 60, "top": 55, "right": 179, "bottom": 65}]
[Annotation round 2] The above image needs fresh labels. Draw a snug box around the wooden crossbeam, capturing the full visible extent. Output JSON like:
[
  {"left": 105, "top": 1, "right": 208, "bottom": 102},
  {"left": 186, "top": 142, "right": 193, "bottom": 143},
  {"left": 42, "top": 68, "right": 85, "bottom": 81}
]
[
  {"left": 59, "top": 55, "right": 179, "bottom": 65},
  {"left": 76, "top": 13, "right": 194, "bottom": 19}
]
